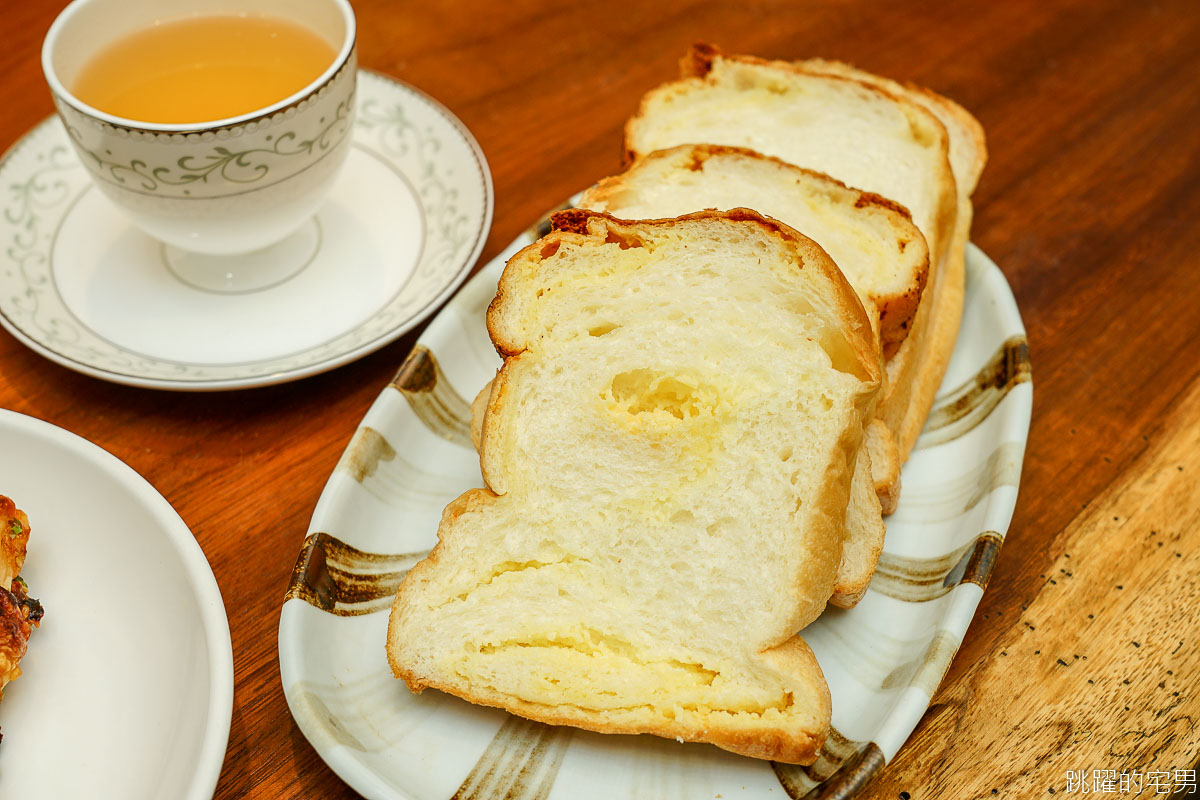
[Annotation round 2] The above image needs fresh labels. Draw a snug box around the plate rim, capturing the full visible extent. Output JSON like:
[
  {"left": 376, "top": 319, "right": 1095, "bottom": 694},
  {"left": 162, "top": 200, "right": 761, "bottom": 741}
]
[
  {"left": 278, "top": 239, "right": 1032, "bottom": 800},
  {"left": 0, "top": 69, "right": 494, "bottom": 392},
  {"left": 0, "top": 408, "right": 234, "bottom": 799}
]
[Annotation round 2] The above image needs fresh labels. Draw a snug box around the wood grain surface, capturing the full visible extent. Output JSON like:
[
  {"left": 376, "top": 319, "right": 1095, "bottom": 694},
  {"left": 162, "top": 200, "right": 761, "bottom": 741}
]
[{"left": 1, "top": 0, "right": 1198, "bottom": 798}]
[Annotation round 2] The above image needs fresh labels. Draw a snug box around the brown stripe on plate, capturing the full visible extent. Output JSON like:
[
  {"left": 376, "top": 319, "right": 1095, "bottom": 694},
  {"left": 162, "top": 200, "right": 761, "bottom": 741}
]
[
  {"left": 391, "top": 345, "right": 472, "bottom": 448},
  {"left": 453, "top": 715, "right": 572, "bottom": 800},
  {"left": 336, "top": 426, "right": 396, "bottom": 482},
  {"left": 801, "top": 743, "right": 886, "bottom": 800},
  {"left": 285, "top": 532, "right": 428, "bottom": 616},
  {"left": 773, "top": 727, "right": 865, "bottom": 790},
  {"left": 881, "top": 628, "right": 961, "bottom": 696},
  {"left": 773, "top": 729, "right": 883, "bottom": 798},
  {"left": 917, "top": 335, "right": 1031, "bottom": 449},
  {"left": 871, "top": 531, "right": 1004, "bottom": 602}
]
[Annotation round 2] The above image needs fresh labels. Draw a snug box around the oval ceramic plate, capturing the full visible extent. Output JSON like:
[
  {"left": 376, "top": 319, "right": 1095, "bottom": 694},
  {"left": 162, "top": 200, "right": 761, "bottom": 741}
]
[
  {"left": 279, "top": 226, "right": 1032, "bottom": 798},
  {"left": 0, "top": 410, "right": 233, "bottom": 798},
  {"left": 0, "top": 70, "right": 493, "bottom": 390}
]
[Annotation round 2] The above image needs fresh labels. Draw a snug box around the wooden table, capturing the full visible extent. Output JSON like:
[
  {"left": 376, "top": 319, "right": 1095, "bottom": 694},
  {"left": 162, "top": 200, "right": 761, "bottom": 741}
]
[{"left": 2, "top": 0, "right": 1197, "bottom": 797}]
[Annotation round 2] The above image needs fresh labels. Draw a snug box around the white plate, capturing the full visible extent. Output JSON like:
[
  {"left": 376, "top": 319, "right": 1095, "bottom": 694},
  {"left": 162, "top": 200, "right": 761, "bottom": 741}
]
[
  {"left": 0, "top": 70, "right": 493, "bottom": 390},
  {"left": 279, "top": 232, "right": 1032, "bottom": 799},
  {"left": 0, "top": 411, "right": 233, "bottom": 799}
]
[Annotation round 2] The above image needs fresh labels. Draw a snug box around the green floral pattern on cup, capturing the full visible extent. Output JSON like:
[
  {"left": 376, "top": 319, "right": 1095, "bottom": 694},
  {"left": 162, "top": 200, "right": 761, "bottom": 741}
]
[
  {"left": 66, "top": 97, "right": 354, "bottom": 193},
  {"left": 53, "top": 53, "right": 358, "bottom": 203}
]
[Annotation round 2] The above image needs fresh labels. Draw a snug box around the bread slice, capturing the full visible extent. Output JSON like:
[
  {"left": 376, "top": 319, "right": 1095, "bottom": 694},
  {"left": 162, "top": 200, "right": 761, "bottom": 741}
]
[
  {"left": 796, "top": 58, "right": 986, "bottom": 458},
  {"left": 796, "top": 60, "right": 987, "bottom": 198},
  {"left": 835, "top": 445, "right": 883, "bottom": 608},
  {"left": 580, "top": 144, "right": 929, "bottom": 349},
  {"left": 388, "top": 209, "right": 880, "bottom": 763},
  {"left": 576, "top": 144, "right": 917, "bottom": 605},
  {"left": 624, "top": 44, "right": 960, "bottom": 472}
]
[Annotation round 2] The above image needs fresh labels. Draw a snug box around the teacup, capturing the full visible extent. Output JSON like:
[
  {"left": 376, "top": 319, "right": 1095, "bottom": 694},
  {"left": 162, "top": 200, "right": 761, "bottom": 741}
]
[{"left": 42, "top": 0, "right": 357, "bottom": 270}]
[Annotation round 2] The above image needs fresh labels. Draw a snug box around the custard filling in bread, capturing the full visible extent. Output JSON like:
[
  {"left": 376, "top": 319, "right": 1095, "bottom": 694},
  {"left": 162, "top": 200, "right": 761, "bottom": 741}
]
[{"left": 388, "top": 210, "right": 880, "bottom": 763}]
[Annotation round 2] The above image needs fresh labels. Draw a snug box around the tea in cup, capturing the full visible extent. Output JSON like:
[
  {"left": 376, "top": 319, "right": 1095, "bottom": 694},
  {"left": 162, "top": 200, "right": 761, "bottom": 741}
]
[{"left": 42, "top": 0, "right": 357, "bottom": 281}]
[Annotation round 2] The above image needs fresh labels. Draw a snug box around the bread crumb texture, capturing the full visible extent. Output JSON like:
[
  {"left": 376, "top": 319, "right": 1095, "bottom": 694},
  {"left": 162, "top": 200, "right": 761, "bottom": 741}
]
[{"left": 389, "top": 212, "right": 878, "bottom": 763}]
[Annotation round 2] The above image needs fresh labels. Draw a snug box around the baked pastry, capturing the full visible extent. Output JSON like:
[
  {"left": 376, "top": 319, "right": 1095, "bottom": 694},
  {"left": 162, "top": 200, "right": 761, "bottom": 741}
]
[
  {"left": 388, "top": 209, "right": 880, "bottom": 763},
  {"left": 0, "top": 496, "right": 44, "bottom": 742}
]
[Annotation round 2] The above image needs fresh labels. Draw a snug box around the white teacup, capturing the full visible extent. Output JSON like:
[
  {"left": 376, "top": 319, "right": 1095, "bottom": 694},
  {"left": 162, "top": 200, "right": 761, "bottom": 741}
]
[{"left": 42, "top": 0, "right": 357, "bottom": 286}]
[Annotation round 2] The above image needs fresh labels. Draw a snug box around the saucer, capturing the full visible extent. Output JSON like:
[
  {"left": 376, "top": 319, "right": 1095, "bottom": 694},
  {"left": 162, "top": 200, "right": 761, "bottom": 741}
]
[{"left": 0, "top": 70, "right": 493, "bottom": 390}]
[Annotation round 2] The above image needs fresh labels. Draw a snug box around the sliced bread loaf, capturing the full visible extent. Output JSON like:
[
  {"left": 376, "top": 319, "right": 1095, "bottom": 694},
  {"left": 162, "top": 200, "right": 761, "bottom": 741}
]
[
  {"left": 623, "top": 44, "right": 961, "bottom": 475},
  {"left": 577, "top": 144, "right": 918, "bottom": 605},
  {"left": 388, "top": 209, "right": 880, "bottom": 763}
]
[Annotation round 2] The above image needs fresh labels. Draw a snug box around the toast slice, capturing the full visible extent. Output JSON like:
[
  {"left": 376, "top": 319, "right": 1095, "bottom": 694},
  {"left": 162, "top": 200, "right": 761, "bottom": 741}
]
[
  {"left": 623, "top": 44, "right": 960, "bottom": 473},
  {"left": 576, "top": 144, "right": 920, "bottom": 604},
  {"left": 388, "top": 210, "right": 880, "bottom": 763},
  {"left": 797, "top": 58, "right": 987, "bottom": 458}
]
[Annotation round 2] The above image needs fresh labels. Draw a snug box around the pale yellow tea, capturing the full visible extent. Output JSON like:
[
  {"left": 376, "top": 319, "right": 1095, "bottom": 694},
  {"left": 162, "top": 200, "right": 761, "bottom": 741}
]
[{"left": 72, "top": 15, "right": 338, "bottom": 124}]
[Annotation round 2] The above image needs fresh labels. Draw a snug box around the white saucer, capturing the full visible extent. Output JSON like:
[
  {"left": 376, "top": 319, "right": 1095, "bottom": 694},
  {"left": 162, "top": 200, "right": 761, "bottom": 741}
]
[{"left": 0, "top": 71, "right": 493, "bottom": 390}]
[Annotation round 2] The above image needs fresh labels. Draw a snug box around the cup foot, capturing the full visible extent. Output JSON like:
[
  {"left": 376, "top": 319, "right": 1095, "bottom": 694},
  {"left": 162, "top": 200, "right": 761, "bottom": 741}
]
[{"left": 162, "top": 219, "right": 321, "bottom": 294}]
